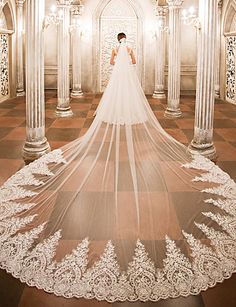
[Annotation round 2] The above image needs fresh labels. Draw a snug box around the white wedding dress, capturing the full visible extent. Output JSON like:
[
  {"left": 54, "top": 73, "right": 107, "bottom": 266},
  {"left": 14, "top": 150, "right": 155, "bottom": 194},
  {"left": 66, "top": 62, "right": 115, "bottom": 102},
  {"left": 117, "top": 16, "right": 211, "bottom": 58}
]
[{"left": 0, "top": 39, "right": 236, "bottom": 303}]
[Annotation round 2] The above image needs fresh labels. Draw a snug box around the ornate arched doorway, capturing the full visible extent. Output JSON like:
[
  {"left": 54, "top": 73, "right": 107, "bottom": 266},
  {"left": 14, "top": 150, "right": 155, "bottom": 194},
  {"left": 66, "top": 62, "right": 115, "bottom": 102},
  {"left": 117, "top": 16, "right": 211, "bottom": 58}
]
[{"left": 93, "top": 0, "right": 144, "bottom": 93}]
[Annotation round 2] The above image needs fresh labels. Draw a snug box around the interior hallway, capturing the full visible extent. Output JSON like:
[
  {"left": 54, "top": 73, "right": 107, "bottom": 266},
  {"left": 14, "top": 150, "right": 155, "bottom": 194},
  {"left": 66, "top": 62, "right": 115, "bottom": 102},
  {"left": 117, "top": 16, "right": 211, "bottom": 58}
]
[{"left": 0, "top": 92, "right": 236, "bottom": 307}]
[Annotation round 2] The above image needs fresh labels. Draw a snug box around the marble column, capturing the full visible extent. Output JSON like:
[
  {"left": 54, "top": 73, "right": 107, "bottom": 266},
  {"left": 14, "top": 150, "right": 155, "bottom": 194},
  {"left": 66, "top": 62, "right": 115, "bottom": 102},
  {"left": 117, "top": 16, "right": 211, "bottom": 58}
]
[
  {"left": 188, "top": 0, "right": 217, "bottom": 160},
  {"left": 16, "top": 0, "right": 25, "bottom": 96},
  {"left": 215, "top": 0, "right": 223, "bottom": 99},
  {"left": 71, "top": 4, "right": 83, "bottom": 98},
  {"left": 165, "top": 0, "right": 183, "bottom": 118},
  {"left": 23, "top": 0, "right": 50, "bottom": 162},
  {"left": 153, "top": 6, "right": 168, "bottom": 99},
  {"left": 56, "top": 0, "right": 73, "bottom": 117}
]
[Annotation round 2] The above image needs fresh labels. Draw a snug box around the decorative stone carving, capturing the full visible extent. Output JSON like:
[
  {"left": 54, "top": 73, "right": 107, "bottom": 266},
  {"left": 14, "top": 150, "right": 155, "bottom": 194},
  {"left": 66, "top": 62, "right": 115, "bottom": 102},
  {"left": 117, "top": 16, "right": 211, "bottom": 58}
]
[
  {"left": 165, "top": 0, "right": 183, "bottom": 117},
  {"left": 16, "top": 0, "right": 26, "bottom": 96},
  {"left": 0, "top": 33, "right": 9, "bottom": 99},
  {"left": 23, "top": 0, "right": 50, "bottom": 162},
  {"left": 102, "top": 0, "right": 136, "bottom": 18},
  {"left": 166, "top": 0, "right": 183, "bottom": 8},
  {"left": 188, "top": 0, "right": 217, "bottom": 160},
  {"left": 225, "top": 36, "right": 236, "bottom": 104},
  {"left": 70, "top": 3, "right": 84, "bottom": 16},
  {"left": 100, "top": 0, "right": 138, "bottom": 92}
]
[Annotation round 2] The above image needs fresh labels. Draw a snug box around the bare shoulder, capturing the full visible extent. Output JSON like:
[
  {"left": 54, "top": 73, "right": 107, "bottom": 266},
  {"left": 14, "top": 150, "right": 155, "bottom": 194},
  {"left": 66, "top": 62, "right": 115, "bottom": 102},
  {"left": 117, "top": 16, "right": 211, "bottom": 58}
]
[
  {"left": 112, "top": 47, "right": 118, "bottom": 55},
  {"left": 126, "top": 46, "right": 132, "bottom": 54}
]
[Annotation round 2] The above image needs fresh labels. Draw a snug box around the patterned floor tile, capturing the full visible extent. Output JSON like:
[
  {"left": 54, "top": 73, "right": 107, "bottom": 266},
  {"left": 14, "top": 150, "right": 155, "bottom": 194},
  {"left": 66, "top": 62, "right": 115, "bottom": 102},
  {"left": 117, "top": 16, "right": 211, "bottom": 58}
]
[{"left": 0, "top": 91, "right": 236, "bottom": 307}]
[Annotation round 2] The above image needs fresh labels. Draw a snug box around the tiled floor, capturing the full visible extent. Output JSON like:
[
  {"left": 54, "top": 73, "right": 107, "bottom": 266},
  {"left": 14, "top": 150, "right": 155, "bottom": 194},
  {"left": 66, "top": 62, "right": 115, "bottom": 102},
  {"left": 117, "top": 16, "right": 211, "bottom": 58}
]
[{"left": 0, "top": 91, "right": 236, "bottom": 307}]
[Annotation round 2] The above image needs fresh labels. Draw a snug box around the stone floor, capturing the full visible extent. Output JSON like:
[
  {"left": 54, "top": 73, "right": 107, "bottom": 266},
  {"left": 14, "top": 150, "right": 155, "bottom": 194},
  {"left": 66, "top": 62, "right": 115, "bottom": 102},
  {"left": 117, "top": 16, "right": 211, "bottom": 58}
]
[{"left": 0, "top": 91, "right": 236, "bottom": 307}]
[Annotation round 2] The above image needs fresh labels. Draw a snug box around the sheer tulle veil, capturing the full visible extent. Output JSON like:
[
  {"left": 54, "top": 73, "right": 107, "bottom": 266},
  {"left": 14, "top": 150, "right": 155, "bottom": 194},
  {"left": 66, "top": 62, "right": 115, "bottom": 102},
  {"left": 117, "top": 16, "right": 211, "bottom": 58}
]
[{"left": 0, "top": 38, "right": 236, "bottom": 302}]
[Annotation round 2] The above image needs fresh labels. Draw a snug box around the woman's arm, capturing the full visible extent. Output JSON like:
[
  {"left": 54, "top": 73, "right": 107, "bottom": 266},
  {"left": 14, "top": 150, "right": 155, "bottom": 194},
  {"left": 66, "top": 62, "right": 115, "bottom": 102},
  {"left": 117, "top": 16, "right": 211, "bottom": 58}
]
[
  {"left": 110, "top": 49, "right": 116, "bottom": 65},
  {"left": 130, "top": 49, "right": 136, "bottom": 65}
]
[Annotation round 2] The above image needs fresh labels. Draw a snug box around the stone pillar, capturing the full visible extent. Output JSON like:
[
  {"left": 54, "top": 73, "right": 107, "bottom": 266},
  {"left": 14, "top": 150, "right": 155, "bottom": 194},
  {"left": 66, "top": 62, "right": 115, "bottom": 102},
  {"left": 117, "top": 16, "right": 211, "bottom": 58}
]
[
  {"left": 23, "top": 0, "right": 50, "bottom": 162},
  {"left": 16, "top": 0, "right": 25, "bottom": 96},
  {"left": 71, "top": 4, "right": 83, "bottom": 98},
  {"left": 215, "top": 0, "right": 223, "bottom": 99},
  {"left": 165, "top": 0, "right": 183, "bottom": 118},
  {"left": 188, "top": 0, "right": 217, "bottom": 160},
  {"left": 153, "top": 6, "right": 168, "bottom": 99},
  {"left": 56, "top": 0, "right": 73, "bottom": 117}
]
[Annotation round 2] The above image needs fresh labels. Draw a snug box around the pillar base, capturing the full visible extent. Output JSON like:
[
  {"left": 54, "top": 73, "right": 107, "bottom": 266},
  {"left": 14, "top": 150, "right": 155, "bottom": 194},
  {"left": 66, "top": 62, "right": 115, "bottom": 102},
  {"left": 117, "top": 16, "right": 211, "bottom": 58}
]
[
  {"left": 71, "top": 90, "right": 83, "bottom": 98},
  {"left": 55, "top": 107, "right": 73, "bottom": 117},
  {"left": 187, "top": 141, "right": 217, "bottom": 161},
  {"left": 17, "top": 90, "right": 26, "bottom": 97},
  {"left": 153, "top": 91, "right": 166, "bottom": 99},
  {"left": 23, "top": 137, "right": 51, "bottom": 163},
  {"left": 215, "top": 92, "right": 220, "bottom": 99},
  {"left": 164, "top": 108, "right": 182, "bottom": 118},
  {"left": 215, "top": 86, "right": 220, "bottom": 99}
]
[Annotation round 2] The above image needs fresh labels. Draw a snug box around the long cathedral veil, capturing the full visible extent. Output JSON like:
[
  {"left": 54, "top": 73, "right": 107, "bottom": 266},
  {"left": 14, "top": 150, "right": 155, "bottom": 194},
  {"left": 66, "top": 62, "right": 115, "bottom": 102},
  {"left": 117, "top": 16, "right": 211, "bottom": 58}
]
[{"left": 0, "top": 38, "right": 236, "bottom": 302}]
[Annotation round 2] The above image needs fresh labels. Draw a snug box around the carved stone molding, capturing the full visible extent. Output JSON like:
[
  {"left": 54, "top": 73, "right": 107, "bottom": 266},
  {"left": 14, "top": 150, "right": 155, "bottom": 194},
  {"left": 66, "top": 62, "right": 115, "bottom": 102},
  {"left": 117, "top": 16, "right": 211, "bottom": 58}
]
[
  {"left": 0, "top": 33, "right": 9, "bottom": 100},
  {"left": 16, "top": 0, "right": 25, "bottom": 7},
  {"left": 99, "top": 0, "right": 138, "bottom": 91},
  {"left": 155, "top": 5, "right": 168, "bottom": 16},
  {"left": 71, "top": 4, "right": 84, "bottom": 15},
  {"left": 57, "top": 0, "right": 73, "bottom": 8},
  {"left": 225, "top": 36, "right": 236, "bottom": 104},
  {"left": 167, "top": 0, "right": 183, "bottom": 8},
  {"left": 92, "top": 0, "right": 144, "bottom": 93},
  {"left": 218, "top": 0, "right": 223, "bottom": 9}
]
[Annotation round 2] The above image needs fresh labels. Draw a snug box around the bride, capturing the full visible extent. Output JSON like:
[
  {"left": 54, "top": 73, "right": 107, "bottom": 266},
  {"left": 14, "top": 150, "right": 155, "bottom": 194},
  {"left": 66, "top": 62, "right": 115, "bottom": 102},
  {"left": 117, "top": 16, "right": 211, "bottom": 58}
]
[{"left": 0, "top": 32, "right": 236, "bottom": 303}]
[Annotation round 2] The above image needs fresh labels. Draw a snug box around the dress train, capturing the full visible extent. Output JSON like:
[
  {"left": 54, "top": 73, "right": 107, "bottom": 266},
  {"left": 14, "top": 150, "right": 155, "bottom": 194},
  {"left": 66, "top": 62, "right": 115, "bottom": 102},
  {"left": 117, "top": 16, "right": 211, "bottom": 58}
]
[{"left": 0, "top": 40, "right": 236, "bottom": 302}]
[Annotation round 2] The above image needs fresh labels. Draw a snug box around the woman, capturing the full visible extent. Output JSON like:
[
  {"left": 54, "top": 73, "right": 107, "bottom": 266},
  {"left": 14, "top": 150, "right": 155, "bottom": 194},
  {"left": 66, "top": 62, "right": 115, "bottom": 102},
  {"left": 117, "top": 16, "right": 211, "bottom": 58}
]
[
  {"left": 0, "top": 33, "right": 235, "bottom": 303},
  {"left": 110, "top": 33, "right": 136, "bottom": 66}
]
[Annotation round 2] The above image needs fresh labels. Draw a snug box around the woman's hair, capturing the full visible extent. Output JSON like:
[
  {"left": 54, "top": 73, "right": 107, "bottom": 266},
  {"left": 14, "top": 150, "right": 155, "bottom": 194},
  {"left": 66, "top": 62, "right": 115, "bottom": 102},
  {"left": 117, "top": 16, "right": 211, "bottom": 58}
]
[{"left": 117, "top": 32, "right": 126, "bottom": 42}]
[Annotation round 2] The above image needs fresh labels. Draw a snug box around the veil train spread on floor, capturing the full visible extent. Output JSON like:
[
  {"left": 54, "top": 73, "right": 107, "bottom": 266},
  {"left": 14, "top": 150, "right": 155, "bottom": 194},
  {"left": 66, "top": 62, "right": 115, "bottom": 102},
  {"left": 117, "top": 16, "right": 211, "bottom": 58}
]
[{"left": 0, "top": 39, "right": 236, "bottom": 302}]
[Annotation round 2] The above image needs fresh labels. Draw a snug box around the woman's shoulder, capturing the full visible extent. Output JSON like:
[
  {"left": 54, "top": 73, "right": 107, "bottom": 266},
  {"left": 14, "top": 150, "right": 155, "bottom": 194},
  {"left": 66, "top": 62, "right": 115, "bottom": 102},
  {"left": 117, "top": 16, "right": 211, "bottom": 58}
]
[
  {"left": 126, "top": 46, "right": 133, "bottom": 54},
  {"left": 112, "top": 45, "right": 133, "bottom": 55},
  {"left": 112, "top": 47, "right": 119, "bottom": 55}
]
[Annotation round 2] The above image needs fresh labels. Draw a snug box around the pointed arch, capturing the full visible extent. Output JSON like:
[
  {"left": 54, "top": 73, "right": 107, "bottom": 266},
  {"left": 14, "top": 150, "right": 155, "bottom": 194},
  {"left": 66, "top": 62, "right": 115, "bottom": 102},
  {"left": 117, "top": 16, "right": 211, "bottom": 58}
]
[
  {"left": 1, "top": 0, "right": 15, "bottom": 31},
  {"left": 223, "top": 0, "right": 236, "bottom": 34}
]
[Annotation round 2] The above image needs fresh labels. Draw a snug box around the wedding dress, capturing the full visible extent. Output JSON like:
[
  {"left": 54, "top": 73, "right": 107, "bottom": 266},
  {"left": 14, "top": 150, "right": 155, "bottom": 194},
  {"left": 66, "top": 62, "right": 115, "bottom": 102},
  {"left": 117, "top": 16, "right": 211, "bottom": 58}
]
[{"left": 0, "top": 39, "right": 236, "bottom": 303}]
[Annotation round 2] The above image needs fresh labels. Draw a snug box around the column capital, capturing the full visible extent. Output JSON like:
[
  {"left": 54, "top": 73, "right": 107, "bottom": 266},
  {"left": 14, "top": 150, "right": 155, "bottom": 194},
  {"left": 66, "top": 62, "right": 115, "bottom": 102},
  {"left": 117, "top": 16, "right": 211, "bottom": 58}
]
[
  {"left": 167, "top": 0, "right": 183, "bottom": 8},
  {"left": 218, "top": 0, "right": 223, "bottom": 9},
  {"left": 71, "top": 4, "right": 84, "bottom": 16},
  {"left": 16, "top": 0, "right": 25, "bottom": 7},
  {"left": 156, "top": 5, "right": 168, "bottom": 17},
  {"left": 56, "top": 0, "right": 73, "bottom": 8}
]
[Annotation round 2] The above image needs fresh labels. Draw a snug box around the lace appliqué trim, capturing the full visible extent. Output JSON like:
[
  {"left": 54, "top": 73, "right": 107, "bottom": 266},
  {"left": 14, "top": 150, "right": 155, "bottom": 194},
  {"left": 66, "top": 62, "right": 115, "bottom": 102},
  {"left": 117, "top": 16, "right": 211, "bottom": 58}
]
[{"left": 0, "top": 153, "right": 236, "bottom": 302}]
